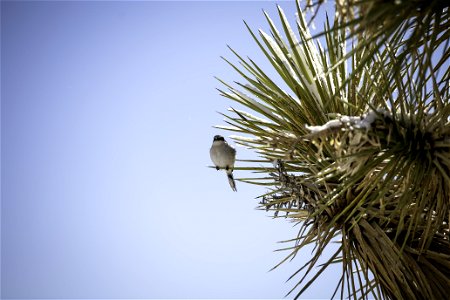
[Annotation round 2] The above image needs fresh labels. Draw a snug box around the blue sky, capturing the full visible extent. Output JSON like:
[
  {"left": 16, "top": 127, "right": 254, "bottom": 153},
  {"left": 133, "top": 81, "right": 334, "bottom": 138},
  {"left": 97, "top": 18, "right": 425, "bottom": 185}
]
[{"left": 1, "top": 1, "right": 340, "bottom": 298}]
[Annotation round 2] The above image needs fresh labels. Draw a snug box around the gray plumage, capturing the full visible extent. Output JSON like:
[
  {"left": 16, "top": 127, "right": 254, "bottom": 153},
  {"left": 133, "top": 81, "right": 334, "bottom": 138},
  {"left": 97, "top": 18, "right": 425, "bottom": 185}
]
[{"left": 210, "top": 135, "right": 237, "bottom": 191}]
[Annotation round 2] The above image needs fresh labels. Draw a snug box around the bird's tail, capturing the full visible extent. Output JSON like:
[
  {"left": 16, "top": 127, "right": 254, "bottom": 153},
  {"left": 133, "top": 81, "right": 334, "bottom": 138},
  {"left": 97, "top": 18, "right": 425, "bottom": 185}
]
[{"left": 226, "top": 170, "right": 237, "bottom": 192}]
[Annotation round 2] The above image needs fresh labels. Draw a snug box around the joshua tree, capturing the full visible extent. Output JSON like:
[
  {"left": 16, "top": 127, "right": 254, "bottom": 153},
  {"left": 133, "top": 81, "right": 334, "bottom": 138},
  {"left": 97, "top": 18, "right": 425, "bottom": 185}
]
[{"left": 215, "top": 1, "right": 450, "bottom": 299}]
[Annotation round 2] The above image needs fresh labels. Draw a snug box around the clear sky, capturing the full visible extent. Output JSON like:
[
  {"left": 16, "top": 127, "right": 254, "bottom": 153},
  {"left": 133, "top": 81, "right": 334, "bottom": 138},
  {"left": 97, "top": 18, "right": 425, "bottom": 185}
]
[{"left": 1, "top": 1, "right": 340, "bottom": 298}]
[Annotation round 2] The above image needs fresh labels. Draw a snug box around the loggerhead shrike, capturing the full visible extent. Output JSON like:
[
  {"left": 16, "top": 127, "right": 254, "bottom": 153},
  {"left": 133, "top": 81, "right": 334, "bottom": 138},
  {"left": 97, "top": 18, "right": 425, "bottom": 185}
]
[{"left": 210, "top": 135, "right": 237, "bottom": 191}]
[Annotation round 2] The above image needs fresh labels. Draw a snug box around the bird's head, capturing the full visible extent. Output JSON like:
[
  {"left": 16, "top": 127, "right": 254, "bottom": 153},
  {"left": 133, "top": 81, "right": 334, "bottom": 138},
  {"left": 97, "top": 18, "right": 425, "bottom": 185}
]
[{"left": 213, "top": 135, "right": 225, "bottom": 142}]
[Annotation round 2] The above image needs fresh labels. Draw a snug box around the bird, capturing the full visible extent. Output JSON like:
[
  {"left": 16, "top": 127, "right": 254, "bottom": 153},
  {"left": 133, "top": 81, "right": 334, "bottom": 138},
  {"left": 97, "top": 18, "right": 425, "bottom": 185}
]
[{"left": 210, "top": 135, "right": 237, "bottom": 191}]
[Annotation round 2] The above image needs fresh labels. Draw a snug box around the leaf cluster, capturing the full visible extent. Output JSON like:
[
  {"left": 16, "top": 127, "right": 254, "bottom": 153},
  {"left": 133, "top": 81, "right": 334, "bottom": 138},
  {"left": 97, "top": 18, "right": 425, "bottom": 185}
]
[{"left": 216, "top": 1, "right": 450, "bottom": 299}]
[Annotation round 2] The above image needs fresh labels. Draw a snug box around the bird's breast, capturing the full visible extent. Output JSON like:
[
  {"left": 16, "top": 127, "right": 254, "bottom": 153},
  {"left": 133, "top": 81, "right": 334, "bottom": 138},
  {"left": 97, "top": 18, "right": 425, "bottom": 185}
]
[{"left": 210, "top": 144, "right": 235, "bottom": 168}]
